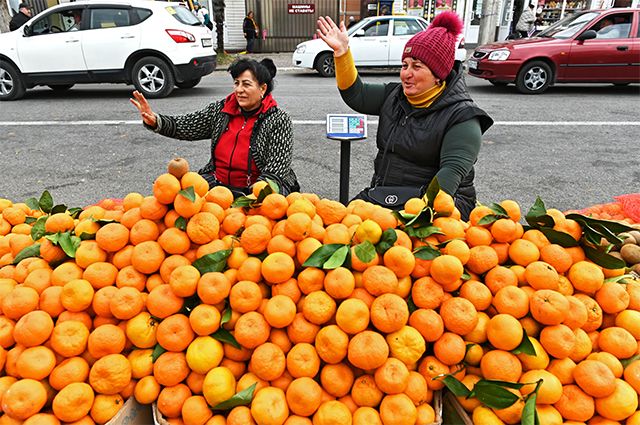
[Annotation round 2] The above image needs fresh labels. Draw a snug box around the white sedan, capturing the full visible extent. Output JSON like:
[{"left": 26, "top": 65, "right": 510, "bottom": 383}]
[{"left": 293, "top": 15, "right": 467, "bottom": 77}]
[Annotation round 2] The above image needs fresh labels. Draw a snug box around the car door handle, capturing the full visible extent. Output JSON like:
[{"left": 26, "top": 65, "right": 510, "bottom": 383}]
[
  {"left": 617, "top": 46, "right": 629, "bottom": 51},
  {"left": 65, "top": 39, "right": 79, "bottom": 43},
  {"left": 121, "top": 35, "right": 136, "bottom": 39}
]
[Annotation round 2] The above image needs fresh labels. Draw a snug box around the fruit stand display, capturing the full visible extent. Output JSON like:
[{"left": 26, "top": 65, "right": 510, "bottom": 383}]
[{"left": 0, "top": 158, "right": 639, "bottom": 425}]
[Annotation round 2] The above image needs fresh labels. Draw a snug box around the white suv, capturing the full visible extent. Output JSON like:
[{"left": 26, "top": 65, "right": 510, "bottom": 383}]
[{"left": 0, "top": 0, "right": 216, "bottom": 100}]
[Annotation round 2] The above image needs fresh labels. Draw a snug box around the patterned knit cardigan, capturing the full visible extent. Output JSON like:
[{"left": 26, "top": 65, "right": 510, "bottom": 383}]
[{"left": 151, "top": 99, "right": 300, "bottom": 195}]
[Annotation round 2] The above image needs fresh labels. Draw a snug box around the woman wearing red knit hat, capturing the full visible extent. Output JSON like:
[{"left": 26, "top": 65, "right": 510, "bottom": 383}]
[{"left": 317, "top": 12, "right": 493, "bottom": 220}]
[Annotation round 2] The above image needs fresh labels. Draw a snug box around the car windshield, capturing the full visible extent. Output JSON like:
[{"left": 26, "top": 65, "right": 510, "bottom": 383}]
[
  {"left": 166, "top": 5, "right": 201, "bottom": 26},
  {"left": 537, "top": 11, "right": 600, "bottom": 38},
  {"left": 347, "top": 18, "right": 374, "bottom": 35}
]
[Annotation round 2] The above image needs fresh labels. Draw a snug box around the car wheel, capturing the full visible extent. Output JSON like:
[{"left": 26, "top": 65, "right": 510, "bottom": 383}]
[
  {"left": 48, "top": 84, "right": 75, "bottom": 92},
  {"left": 315, "top": 52, "right": 335, "bottom": 78},
  {"left": 176, "top": 78, "right": 201, "bottom": 89},
  {"left": 132, "top": 57, "right": 174, "bottom": 99},
  {"left": 0, "top": 61, "right": 26, "bottom": 101},
  {"left": 489, "top": 80, "right": 508, "bottom": 87},
  {"left": 516, "top": 61, "right": 552, "bottom": 94}
]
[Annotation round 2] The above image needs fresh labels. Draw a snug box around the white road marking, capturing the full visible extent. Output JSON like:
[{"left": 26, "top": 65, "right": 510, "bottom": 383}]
[{"left": 0, "top": 120, "right": 639, "bottom": 126}]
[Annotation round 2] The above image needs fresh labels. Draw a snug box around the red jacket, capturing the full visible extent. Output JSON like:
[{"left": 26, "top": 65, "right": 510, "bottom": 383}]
[{"left": 214, "top": 93, "right": 277, "bottom": 187}]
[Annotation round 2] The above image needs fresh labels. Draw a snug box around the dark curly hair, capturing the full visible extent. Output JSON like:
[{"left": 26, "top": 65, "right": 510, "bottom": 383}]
[{"left": 227, "top": 58, "right": 277, "bottom": 96}]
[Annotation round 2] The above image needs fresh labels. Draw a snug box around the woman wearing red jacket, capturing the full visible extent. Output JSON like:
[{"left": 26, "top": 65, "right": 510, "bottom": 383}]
[{"left": 130, "top": 58, "right": 299, "bottom": 196}]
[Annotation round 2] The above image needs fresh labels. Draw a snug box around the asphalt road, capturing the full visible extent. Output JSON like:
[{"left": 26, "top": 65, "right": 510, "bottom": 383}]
[{"left": 1, "top": 68, "right": 639, "bottom": 215}]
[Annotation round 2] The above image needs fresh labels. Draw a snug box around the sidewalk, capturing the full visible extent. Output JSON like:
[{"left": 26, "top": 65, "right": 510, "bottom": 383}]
[{"left": 216, "top": 52, "right": 294, "bottom": 71}]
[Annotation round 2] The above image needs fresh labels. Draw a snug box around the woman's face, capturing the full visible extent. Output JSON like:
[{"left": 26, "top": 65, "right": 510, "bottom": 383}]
[
  {"left": 400, "top": 57, "right": 439, "bottom": 96},
  {"left": 233, "top": 70, "right": 266, "bottom": 111},
  {"left": 248, "top": 11, "right": 254, "bottom": 18}
]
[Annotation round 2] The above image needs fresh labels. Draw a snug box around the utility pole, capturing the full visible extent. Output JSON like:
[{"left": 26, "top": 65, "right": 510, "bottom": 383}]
[{"left": 477, "top": 0, "right": 500, "bottom": 45}]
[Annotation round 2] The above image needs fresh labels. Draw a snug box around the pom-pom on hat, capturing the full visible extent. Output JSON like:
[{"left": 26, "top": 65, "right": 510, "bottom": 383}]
[{"left": 401, "top": 11, "right": 464, "bottom": 80}]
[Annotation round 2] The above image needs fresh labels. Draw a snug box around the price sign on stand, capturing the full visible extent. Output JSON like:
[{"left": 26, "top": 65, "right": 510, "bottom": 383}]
[{"left": 326, "top": 114, "right": 367, "bottom": 205}]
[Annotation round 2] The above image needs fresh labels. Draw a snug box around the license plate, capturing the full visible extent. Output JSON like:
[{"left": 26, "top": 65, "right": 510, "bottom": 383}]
[
  {"left": 201, "top": 38, "right": 212, "bottom": 48},
  {"left": 467, "top": 59, "right": 478, "bottom": 70}
]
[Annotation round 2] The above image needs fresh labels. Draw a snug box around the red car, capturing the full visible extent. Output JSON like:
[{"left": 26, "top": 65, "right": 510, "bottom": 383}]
[{"left": 468, "top": 8, "right": 640, "bottom": 94}]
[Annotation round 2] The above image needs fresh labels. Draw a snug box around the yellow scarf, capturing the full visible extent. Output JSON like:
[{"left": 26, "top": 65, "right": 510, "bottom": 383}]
[{"left": 405, "top": 82, "right": 446, "bottom": 108}]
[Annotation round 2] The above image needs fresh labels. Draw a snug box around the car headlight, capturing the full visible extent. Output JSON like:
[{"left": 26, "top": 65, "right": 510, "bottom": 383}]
[
  {"left": 488, "top": 50, "right": 510, "bottom": 61},
  {"left": 295, "top": 45, "right": 306, "bottom": 54}
]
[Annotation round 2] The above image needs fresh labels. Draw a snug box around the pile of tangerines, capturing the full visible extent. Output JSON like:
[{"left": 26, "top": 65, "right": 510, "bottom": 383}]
[{"left": 0, "top": 158, "right": 639, "bottom": 425}]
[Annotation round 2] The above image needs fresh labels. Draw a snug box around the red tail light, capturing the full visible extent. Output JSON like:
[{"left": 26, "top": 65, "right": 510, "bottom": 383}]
[
  {"left": 459, "top": 36, "right": 465, "bottom": 48},
  {"left": 166, "top": 29, "right": 195, "bottom": 43}
]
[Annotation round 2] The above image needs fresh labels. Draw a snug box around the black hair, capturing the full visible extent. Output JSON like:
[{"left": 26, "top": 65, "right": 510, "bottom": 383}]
[{"left": 227, "top": 58, "right": 277, "bottom": 96}]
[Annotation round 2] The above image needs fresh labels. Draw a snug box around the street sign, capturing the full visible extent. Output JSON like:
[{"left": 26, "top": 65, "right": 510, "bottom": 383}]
[
  {"left": 326, "top": 114, "right": 367, "bottom": 140},
  {"left": 326, "top": 114, "right": 368, "bottom": 205}
]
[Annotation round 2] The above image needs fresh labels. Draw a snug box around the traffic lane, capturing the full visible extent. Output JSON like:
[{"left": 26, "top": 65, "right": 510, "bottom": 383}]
[
  {"left": 0, "top": 122, "right": 636, "bottom": 212},
  {"left": 1, "top": 70, "right": 638, "bottom": 124}
]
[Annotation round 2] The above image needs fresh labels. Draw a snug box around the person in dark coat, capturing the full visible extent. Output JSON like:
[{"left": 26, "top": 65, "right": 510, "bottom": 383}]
[
  {"left": 317, "top": 12, "right": 493, "bottom": 219},
  {"left": 9, "top": 3, "right": 32, "bottom": 31},
  {"left": 243, "top": 11, "right": 259, "bottom": 53},
  {"left": 129, "top": 58, "right": 299, "bottom": 196}
]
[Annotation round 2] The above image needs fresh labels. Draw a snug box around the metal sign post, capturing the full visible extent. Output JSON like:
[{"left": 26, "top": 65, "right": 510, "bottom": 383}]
[{"left": 326, "top": 114, "right": 368, "bottom": 205}]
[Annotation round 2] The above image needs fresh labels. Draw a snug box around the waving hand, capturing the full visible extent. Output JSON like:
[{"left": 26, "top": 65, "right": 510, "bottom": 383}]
[
  {"left": 316, "top": 16, "right": 349, "bottom": 57},
  {"left": 129, "top": 90, "right": 157, "bottom": 128}
]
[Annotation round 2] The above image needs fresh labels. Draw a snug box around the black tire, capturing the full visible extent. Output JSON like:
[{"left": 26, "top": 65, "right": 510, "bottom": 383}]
[
  {"left": 48, "top": 84, "right": 74, "bottom": 92},
  {"left": 131, "top": 57, "right": 174, "bottom": 98},
  {"left": 176, "top": 77, "right": 201, "bottom": 89},
  {"left": 0, "top": 61, "right": 26, "bottom": 101},
  {"left": 489, "top": 80, "right": 508, "bottom": 87},
  {"left": 516, "top": 61, "right": 552, "bottom": 94},
  {"left": 315, "top": 52, "right": 335, "bottom": 78}
]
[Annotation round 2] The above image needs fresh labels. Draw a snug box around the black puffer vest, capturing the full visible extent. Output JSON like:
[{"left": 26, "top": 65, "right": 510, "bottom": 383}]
[{"left": 372, "top": 62, "right": 493, "bottom": 216}]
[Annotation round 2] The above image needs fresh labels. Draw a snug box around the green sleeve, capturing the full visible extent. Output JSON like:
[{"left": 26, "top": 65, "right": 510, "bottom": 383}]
[
  {"left": 339, "top": 76, "right": 391, "bottom": 116},
  {"left": 435, "top": 118, "right": 482, "bottom": 195}
]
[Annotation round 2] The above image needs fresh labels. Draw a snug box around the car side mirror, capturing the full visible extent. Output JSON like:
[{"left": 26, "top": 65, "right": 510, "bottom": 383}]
[
  {"left": 353, "top": 29, "right": 365, "bottom": 37},
  {"left": 23, "top": 25, "right": 31, "bottom": 36},
  {"left": 576, "top": 30, "right": 597, "bottom": 41}
]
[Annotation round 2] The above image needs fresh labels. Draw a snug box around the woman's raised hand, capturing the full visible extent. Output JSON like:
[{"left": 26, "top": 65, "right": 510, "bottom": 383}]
[
  {"left": 129, "top": 90, "right": 157, "bottom": 128},
  {"left": 316, "top": 16, "right": 349, "bottom": 57}
]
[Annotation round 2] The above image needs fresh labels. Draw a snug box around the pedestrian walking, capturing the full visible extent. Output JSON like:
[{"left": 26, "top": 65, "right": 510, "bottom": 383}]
[
  {"left": 516, "top": 4, "right": 536, "bottom": 38},
  {"left": 243, "top": 11, "right": 259, "bottom": 53},
  {"left": 9, "top": 3, "right": 32, "bottom": 31}
]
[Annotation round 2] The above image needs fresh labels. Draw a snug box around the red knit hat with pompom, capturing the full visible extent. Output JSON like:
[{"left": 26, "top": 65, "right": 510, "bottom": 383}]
[{"left": 402, "top": 11, "right": 463, "bottom": 80}]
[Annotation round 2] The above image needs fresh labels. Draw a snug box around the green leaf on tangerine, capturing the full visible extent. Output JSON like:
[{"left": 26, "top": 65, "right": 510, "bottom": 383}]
[
  {"left": 213, "top": 383, "right": 257, "bottom": 410},
  {"left": 58, "top": 232, "right": 81, "bottom": 258},
  {"left": 25, "top": 197, "right": 40, "bottom": 211},
  {"left": 473, "top": 380, "right": 521, "bottom": 409},
  {"left": 583, "top": 245, "right": 626, "bottom": 270},
  {"left": 39, "top": 191, "right": 54, "bottom": 214},
  {"left": 12, "top": 244, "right": 41, "bottom": 265},
  {"left": 175, "top": 216, "right": 187, "bottom": 231},
  {"left": 30, "top": 216, "right": 47, "bottom": 241},
  {"left": 212, "top": 328, "right": 240, "bottom": 349},
  {"left": 424, "top": 177, "right": 440, "bottom": 209},
  {"left": 323, "top": 245, "right": 349, "bottom": 269},
  {"left": 413, "top": 245, "right": 441, "bottom": 260},
  {"left": 151, "top": 343, "right": 167, "bottom": 362},
  {"left": 440, "top": 375, "right": 471, "bottom": 398},
  {"left": 231, "top": 196, "right": 255, "bottom": 208},
  {"left": 192, "top": 249, "right": 232, "bottom": 274},
  {"left": 178, "top": 186, "right": 196, "bottom": 203},
  {"left": 511, "top": 329, "right": 537, "bottom": 356},
  {"left": 354, "top": 240, "right": 376, "bottom": 264},
  {"left": 302, "top": 244, "right": 343, "bottom": 268}
]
